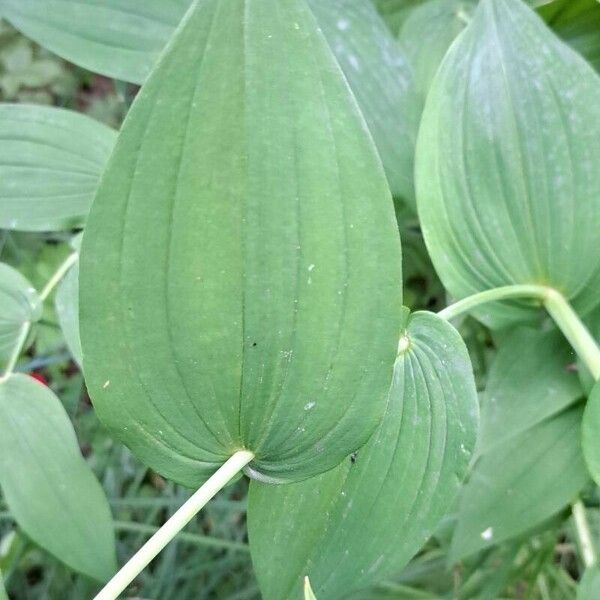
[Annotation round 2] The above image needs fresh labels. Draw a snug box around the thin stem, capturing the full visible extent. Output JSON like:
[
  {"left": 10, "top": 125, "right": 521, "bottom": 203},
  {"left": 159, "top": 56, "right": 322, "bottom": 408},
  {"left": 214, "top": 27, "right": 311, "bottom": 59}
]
[
  {"left": 113, "top": 521, "right": 249, "bottom": 552},
  {"left": 39, "top": 252, "right": 78, "bottom": 302},
  {"left": 0, "top": 569, "right": 8, "bottom": 600},
  {"left": 94, "top": 450, "right": 254, "bottom": 600},
  {"left": 0, "top": 252, "right": 79, "bottom": 383},
  {"left": 437, "top": 284, "right": 548, "bottom": 321},
  {"left": 572, "top": 500, "right": 597, "bottom": 568},
  {"left": 543, "top": 289, "right": 600, "bottom": 380},
  {"left": 0, "top": 323, "right": 31, "bottom": 383}
]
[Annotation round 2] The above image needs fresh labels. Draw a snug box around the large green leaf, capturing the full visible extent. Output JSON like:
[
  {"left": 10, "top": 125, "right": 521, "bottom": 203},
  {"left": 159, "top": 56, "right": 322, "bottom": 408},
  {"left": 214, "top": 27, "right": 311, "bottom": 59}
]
[
  {"left": 248, "top": 311, "right": 478, "bottom": 600},
  {"left": 0, "top": 104, "right": 116, "bottom": 232},
  {"left": 398, "top": 0, "right": 474, "bottom": 98},
  {"left": 1, "top": 0, "right": 189, "bottom": 84},
  {"left": 307, "top": 0, "right": 420, "bottom": 203},
  {"left": 0, "top": 263, "right": 40, "bottom": 366},
  {"left": 451, "top": 406, "right": 589, "bottom": 561},
  {"left": 80, "top": 0, "right": 402, "bottom": 487},
  {"left": 4, "top": 1, "right": 418, "bottom": 204},
  {"left": 479, "top": 326, "right": 582, "bottom": 454},
  {"left": 415, "top": 0, "right": 600, "bottom": 328},
  {"left": 582, "top": 381, "right": 600, "bottom": 486},
  {"left": 540, "top": 0, "right": 600, "bottom": 72},
  {"left": 0, "top": 373, "right": 116, "bottom": 580}
]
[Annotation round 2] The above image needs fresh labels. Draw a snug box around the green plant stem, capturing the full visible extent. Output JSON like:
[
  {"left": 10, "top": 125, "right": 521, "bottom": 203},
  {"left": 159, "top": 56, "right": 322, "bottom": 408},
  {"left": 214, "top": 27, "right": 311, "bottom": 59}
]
[
  {"left": 440, "top": 284, "right": 600, "bottom": 569},
  {"left": 437, "top": 284, "right": 548, "bottom": 321},
  {"left": 113, "top": 521, "right": 249, "bottom": 552},
  {"left": 0, "top": 252, "right": 78, "bottom": 383},
  {"left": 94, "top": 450, "right": 254, "bottom": 600},
  {"left": 0, "top": 569, "right": 8, "bottom": 600},
  {"left": 572, "top": 499, "right": 597, "bottom": 568}
]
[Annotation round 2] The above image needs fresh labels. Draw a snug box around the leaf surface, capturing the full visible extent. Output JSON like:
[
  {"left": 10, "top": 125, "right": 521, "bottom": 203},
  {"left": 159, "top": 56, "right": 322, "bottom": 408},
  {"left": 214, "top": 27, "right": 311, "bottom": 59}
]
[
  {"left": 398, "top": 0, "right": 474, "bottom": 98},
  {"left": 55, "top": 258, "right": 82, "bottom": 366},
  {"left": 4, "top": 0, "right": 418, "bottom": 203},
  {"left": 451, "top": 406, "right": 589, "bottom": 561},
  {"left": 540, "top": 0, "right": 600, "bottom": 72},
  {"left": 479, "top": 326, "right": 582, "bottom": 454},
  {"left": 248, "top": 311, "right": 478, "bottom": 600},
  {"left": 0, "top": 263, "right": 40, "bottom": 366},
  {"left": 578, "top": 566, "right": 600, "bottom": 599},
  {"left": 80, "top": 0, "right": 402, "bottom": 486},
  {"left": 0, "top": 374, "right": 116, "bottom": 580},
  {"left": 415, "top": 0, "right": 600, "bottom": 327},
  {"left": 582, "top": 381, "right": 600, "bottom": 486},
  {"left": 307, "top": 0, "right": 420, "bottom": 203},
  {"left": 0, "top": 104, "right": 116, "bottom": 231}
]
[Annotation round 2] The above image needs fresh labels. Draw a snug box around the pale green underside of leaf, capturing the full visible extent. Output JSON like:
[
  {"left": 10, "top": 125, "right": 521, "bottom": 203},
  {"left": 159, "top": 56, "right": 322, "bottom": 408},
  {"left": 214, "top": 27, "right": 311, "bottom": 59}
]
[
  {"left": 3, "top": 0, "right": 417, "bottom": 203},
  {"left": 479, "top": 326, "right": 582, "bottom": 455},
  {"left": 0, "top": 374, "right": 116, "bottom": 581},
  {"left": 55, "top": 259, "right": 82, "bottom": 366},
  {"left": 582, "top": 381, "right": 600, "bottom": 486},
  {"left": 248, "top": 312, "right": 478, "bottom": 600},
  {"left": 0, "top": 263, "right": 40, "bottom": 364},
  {"left": 451, "top": 406, "right": 589, "bottom": 561},
  {"left": 577, "top": 566, "right": 600, "bottom": 600},
  {"left": 0, "top": 104, "right": 116, "bottom": 232},
  {"left": 416, "top": 0, "right": 600, "bottom": 328},
  {"left": 398, "top": 0, "right": 474, "bottom": 99},
  {"left": 80, "top": 0, "right": 402, "bottom": 487}
]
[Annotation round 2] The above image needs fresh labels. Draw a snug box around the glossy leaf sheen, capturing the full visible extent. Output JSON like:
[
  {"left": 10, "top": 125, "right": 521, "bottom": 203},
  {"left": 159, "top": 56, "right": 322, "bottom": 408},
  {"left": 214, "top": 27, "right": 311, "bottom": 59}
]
[
  {"left": 451, "top": 406, "right": 589, "bottom": 561},
  {"left": 248, "top": 312, "right": 478, "bottom": 600},
  {"left": 0, "top": 104, "right": 116, "bottom": 232},
  {"left": 80, "top": 0, "right": 402, "bottom": 486},
  {"left": 416, "top": 0, "right": 600, "bottom": 327},
  {"left": 0, "top": 263, "right": 40, "bottom": 364},
  {"left": 582, "top": 381, "right": 600, "bottom": 486},
  {"left": 0, "top": 374, "right": 116, "bottom": 581},
  {"left": 479, "top": 326, "right": 582, "bottom": 454}
]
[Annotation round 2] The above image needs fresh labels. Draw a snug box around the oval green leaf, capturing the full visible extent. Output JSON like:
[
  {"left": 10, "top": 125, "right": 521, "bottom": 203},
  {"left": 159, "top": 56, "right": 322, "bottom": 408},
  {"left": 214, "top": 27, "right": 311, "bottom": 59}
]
[
  {"left": 55, "top": 257, "right": 82, "bottom": 366},
  {"left": 479, "top": 326, "right": 582, "bottom": 454},
  {"left": 307, "top": 0, "right": 420, "bottom": 203},
  {"left": 415, "top": 0, "right": 600, "bottom": 327},
  {"left": 0, "top": 104, "right": 116, "bottom": 232},
  {"left": 248, "top": 311, "right": 478, "bottom": 600},
  {"left": 451, "top": 406, "right": 589, "bottom": 561},
  {"left": 0, "top": 374, "right": 116, "bottom": 581},
  {"left": 5, "top": 1, "right": 418, "bottom": 204},
  {"left": 582, "top": 380, "right": 600, "bottom": 486},
  {"left": 0, "top": 263, "right": 41, "bottom": 366},
  {"left": 80, "top": 0, "right": 402, "bottom": 486}
]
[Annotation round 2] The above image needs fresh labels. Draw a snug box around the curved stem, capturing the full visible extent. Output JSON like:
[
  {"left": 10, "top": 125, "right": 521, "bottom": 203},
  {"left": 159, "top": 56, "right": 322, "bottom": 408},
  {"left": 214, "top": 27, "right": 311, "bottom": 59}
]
[
  {"left": 543, "top": 289, "right": 600, "bottom": 380},
  {"left": 94, "top": 450, "right": 254, "bottom": 600},
  {"left": 39, "top": 252, "right": 78, "bottom": 302},
  {"left": 0, "top": 252, "right": 79, "bottom": 383},
  {"left": 572, "top": 499, "right": 597, "bottom": 568},
  {"left": 437, "top": 284, "right": 548, "bottom": 321}
]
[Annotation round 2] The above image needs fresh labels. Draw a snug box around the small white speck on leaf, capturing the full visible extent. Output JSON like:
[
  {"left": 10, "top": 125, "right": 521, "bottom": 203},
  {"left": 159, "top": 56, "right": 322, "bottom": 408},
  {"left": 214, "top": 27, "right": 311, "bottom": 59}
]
[
  {"left": 308, "top": 264, "right": 315, "bottom": 272},
  {"left": 304, "top": 401, "right": 316, "bottom": 411},
  {"left": 103, "top": 380, "right": 110, "bottom": 389},
  {"left": 481, "top": 527, "right": 493, "bottom": 540}
]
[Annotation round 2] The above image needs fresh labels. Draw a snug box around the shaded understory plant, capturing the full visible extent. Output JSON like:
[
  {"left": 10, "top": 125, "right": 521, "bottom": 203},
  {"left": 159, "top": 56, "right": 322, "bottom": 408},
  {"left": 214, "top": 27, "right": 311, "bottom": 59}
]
[{"left": 1, "top": 0, "right": 600, "bottom": 599}]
